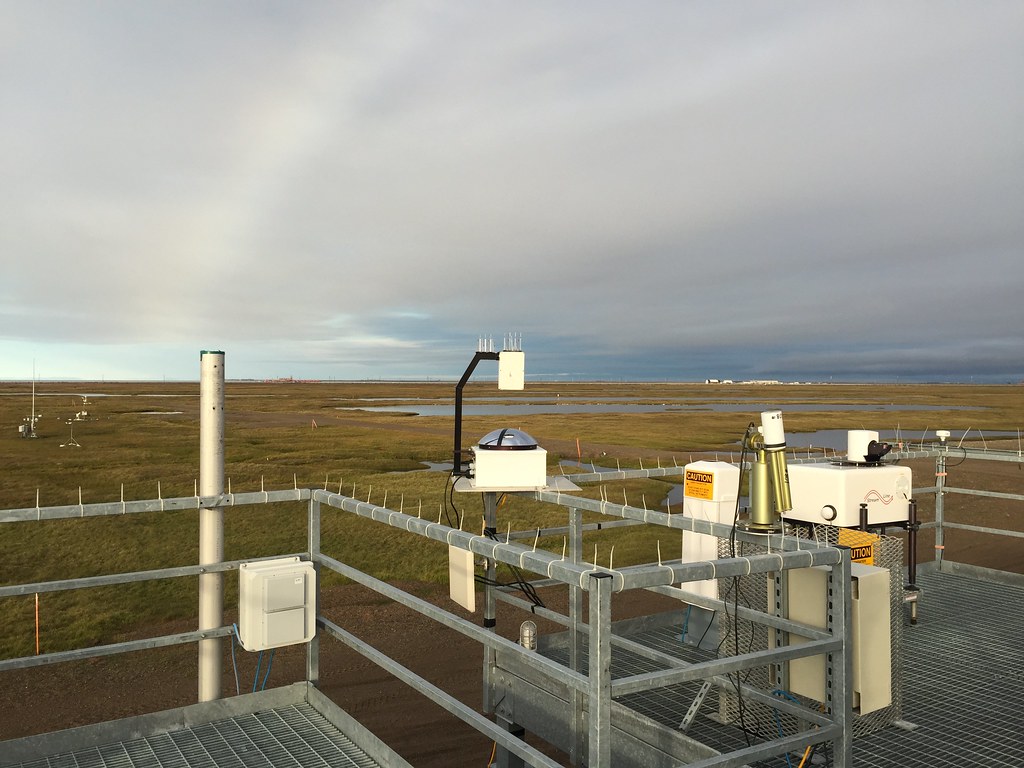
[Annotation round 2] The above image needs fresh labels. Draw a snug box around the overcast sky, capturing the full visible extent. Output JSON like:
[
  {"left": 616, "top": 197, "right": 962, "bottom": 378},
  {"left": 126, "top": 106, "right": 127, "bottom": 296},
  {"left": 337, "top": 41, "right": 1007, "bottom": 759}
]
[{"left": 2, "top": 2, "right": 1022, "bottom": 383}]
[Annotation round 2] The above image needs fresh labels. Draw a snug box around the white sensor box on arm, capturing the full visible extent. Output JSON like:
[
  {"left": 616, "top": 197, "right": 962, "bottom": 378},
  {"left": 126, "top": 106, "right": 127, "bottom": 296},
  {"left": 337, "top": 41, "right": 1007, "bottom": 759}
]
[
  {"left": 238, "top": 556, "right": 316, "bottom": 652},
  {"left": 497, "top": 350, "right": 525, "bottom": 390}
]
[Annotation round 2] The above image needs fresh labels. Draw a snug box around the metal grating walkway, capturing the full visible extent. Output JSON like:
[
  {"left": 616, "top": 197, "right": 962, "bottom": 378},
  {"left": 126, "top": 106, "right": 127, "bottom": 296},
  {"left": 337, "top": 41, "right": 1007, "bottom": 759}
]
[
  {"left": 852, "top": 569, "right": 1024, "bottom": 768},
  {"left": 546, "top": 568, "right": 1024, "bottom": 767},
  {"left": 5, "top": 570, "right": 1021, "bottom": 767},
  {"left": 7, "top": 703, "right": 383, "bottom": 768}
]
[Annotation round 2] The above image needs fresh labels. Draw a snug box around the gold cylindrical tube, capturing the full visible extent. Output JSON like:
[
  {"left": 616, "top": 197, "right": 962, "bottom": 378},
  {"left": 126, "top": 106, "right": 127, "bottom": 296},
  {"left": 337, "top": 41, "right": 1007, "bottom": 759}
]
[{"left": 750, "top": 449, "right": 773, "bottom": 527}]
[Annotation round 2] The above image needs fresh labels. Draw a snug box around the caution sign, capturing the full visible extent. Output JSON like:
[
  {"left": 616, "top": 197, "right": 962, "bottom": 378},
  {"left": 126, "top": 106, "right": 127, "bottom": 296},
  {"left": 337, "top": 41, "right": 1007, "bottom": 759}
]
[
  {"left": 838, "top": 529, "right": 880, "bottom": 565},
  {"left": 684, "top": 469, "right": 715, "bottom": 501}
]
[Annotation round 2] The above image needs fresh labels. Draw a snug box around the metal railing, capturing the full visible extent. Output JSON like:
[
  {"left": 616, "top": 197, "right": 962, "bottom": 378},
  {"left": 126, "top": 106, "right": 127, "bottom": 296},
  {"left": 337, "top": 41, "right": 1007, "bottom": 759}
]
[
  {"left": 309, "top": 482, "right": 853, "bottom": 767},
  {"left": 6, "top": 441, "right": 1019, "bottom": 765},
  {"left": 889, "top": 443, "right": 1024, "bottom": 583},
  {"left": 0, "top": 477, "right": 854, "bottom": 768}
]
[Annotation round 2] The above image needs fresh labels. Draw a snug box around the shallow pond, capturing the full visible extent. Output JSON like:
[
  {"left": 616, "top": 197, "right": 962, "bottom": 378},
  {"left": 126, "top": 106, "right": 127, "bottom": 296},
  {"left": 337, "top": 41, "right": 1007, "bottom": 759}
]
[{"left": 337, "top": 402, "right": 972, "bottom": 417}]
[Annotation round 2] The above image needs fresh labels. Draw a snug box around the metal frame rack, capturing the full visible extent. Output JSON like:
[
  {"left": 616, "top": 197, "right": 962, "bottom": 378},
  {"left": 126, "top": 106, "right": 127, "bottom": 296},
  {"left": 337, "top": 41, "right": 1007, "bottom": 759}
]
[{"left": 311, "top": 480, "right": 855, "bottom": 767}]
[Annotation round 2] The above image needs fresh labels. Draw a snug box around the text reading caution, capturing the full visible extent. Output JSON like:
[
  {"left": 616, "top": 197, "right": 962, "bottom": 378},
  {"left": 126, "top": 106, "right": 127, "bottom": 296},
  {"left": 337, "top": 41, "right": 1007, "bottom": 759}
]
[
  {"left": 684, "top": 469, "right": 715, "bottom": 501},
  {"left": 837, "top": 529, "right": 879, "bottom": 565}
]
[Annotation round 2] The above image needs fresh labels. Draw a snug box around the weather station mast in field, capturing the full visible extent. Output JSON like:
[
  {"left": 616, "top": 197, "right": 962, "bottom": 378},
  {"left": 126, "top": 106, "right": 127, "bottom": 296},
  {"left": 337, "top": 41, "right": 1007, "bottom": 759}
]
[
  {"left": 18, "top": 371, "right": 40, "bottom": 439},
  {"left": 60, "top": 417, "right": 82, "bottom": 448}
]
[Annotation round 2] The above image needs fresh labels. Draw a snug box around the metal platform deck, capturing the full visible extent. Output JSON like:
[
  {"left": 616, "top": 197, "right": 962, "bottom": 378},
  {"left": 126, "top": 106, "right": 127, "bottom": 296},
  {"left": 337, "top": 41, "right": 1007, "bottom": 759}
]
[
  {"left": 3, "top": 569, "right": 1020, "bottom": 767},
  {"left": 1, "top": 683, "right": 411, "bottom": 768},
  {"left": 539, "top": 567, "right": 1024, "bottom": 767},
  {"left": 854, "top": 568, "right": 1024, "bottom": 768}
]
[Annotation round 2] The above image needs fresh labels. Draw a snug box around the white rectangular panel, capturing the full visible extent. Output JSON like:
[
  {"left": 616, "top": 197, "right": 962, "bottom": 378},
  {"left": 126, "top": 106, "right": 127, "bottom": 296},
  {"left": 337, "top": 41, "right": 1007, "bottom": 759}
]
[
  {"left": 449, "top": 545, "right": 476, "bottom": 613},
  {"left": 497, "top": 351, "right": 525, "bottom": 390},
  {"left": 238, "top": 557, "right": 316, "bottom": 652}
]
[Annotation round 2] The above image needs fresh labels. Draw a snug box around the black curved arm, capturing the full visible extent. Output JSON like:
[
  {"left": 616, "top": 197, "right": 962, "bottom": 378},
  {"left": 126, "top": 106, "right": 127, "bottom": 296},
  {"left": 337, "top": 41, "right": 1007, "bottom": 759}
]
[{"left": 452, "top": 351, "right": 500, "bottom": 476}]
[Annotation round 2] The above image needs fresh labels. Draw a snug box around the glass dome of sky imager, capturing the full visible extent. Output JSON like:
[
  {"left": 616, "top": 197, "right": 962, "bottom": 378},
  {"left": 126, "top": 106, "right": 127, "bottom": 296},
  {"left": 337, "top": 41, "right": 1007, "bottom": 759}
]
[{"left": 477, "top": 428, "right": 538, "bottom": 450}]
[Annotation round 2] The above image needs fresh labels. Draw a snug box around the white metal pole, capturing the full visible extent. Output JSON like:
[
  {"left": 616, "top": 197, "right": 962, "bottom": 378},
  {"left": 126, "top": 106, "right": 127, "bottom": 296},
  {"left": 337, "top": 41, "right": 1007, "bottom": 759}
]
[{"left": 199, "top": 350, "right": 225, "bottom": 702}]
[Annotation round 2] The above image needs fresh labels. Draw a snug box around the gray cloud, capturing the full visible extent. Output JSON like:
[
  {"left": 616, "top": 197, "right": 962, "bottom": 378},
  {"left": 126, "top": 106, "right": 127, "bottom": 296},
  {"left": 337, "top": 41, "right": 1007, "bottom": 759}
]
[{"left": 1, "top": 2, "right": 1021, "bottom": 382}]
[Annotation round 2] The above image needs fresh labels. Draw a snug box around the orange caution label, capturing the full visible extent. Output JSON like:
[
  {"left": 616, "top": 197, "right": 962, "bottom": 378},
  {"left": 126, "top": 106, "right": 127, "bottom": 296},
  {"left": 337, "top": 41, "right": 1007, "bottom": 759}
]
[
  {"left": 684, "top": 469, "right": 715, "bottom": 501},
  {"left": 838, "top": 528, "right": 880, "bottom": 565}
]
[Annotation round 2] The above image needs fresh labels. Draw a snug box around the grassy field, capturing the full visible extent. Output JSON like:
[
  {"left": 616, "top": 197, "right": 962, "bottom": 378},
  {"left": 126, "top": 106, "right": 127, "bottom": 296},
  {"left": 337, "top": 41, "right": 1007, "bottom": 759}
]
[{"left": 1, "top": 380, "right": 1021, "bottom": 657}]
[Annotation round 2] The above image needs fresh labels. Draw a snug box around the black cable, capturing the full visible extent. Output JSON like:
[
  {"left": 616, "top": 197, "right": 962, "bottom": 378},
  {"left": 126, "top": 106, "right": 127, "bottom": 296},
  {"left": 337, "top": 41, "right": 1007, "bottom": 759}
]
[
  {"left": 945, "top": 446, "right": 969, "bottom": 468},
  {"left": 444, "top": 475, "right": 546, "bottom": 610},
  {"left": 474, "top": 573, "right": 545, "bottom": 606},
  {"left": 727, "top": 424, "right": 756, "bottom": 745},
  {"left": 712, "top": 577, "right": 765, "bottom": 743},
  {"left": 480, "top": 495, "right": 546, "bottom": 611},
  {"left": 694, "top": 610, "right": 717, "bottom": 648},
  {"left": 443, "top": 472, "right": 459, "bottom": 528},
  {"left": 730, "top": 422, "right": 756, "bottom": 558}
]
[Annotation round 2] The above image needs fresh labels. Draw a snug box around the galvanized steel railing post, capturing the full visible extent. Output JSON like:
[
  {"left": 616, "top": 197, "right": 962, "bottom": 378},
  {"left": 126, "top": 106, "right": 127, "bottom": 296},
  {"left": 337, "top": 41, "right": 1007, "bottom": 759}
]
[
  {"left": 198, "top": 350, "right": 225, "bottom": 703},
  {"left": 588, "top": 572, "right": 613, "bottom": 767},
  {"left": 569, "top": 507, "right": 585, "bottom": 766},
  {"left": 827, "top": 549, "right": 853, "bottom": 767},
  {"left": 307, "top": 497, "right": 321, "bottom": 686},
  {"left": 935, "top": 451, "right": 947, "bottom": 565},
  {"left": 482, "top": 491, "right": 499, "bottom": 715}
]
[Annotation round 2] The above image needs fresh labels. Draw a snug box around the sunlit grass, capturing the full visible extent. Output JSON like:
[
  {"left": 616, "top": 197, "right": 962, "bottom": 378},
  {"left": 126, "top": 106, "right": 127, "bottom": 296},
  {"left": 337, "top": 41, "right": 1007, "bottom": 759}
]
[{"left": 1, "top": 380, "right": 1021, "bottom": 655}]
